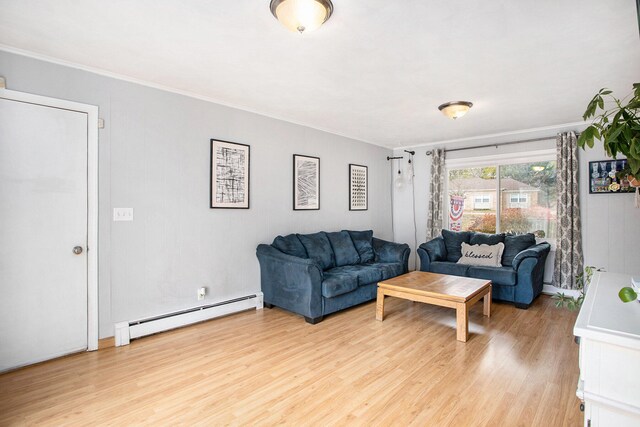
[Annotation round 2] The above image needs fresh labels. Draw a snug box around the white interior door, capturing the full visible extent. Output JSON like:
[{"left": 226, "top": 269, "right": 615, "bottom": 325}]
[{"left": 0, "top": 96, "right": 89, "bottom": 372}]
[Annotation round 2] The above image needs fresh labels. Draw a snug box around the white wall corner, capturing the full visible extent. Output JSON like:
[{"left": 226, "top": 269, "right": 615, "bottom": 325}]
[
  {"left": 255, "top": 291, "right": 264, "bottom": 310},
  {"left": 114, "top": 322, "right": 130, "bottom": 347}
]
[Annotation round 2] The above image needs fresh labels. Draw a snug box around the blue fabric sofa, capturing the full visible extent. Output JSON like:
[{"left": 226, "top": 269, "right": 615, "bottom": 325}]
[
  {"left": 417, "top": 230, "right": 550, "bottom": 309},
  {"left": 256, "top": 230, "right": 410, "bottom": 324}
]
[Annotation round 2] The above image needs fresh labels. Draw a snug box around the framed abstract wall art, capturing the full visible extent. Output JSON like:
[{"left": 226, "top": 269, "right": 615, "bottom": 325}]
[
  {"left": 349, "top": 164, "right": 368, "bottom": 210},
  {"left": 588, "top": 159, "right": 634, "bottom": 194},
  {"left": 293, "top": 154, "right": 320, "bottom": 210},
  {"left": 210, "top": 139, "right": 250, "bottom": 208}
]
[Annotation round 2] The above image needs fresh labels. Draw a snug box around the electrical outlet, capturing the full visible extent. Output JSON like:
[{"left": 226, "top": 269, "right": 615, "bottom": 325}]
[{"left": 197, "top": 287, "right": 206, "bottom": 301}]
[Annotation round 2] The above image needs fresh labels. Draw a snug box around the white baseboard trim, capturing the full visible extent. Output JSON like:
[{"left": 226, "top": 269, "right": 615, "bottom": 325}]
[
  {"left": 114, "top": 292, "right": 263, "bottom": 347},
  {"left": 542, "top": 284, "right": 581, "bottom": 298}
]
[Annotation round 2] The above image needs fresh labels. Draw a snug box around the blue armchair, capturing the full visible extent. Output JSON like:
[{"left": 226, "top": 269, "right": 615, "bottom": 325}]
[
  {"left": 257, "top": 230, "right": 410, "bottom": 323},
  {"left": 417, "top": 231, "right": 550, "bottom": 309}
]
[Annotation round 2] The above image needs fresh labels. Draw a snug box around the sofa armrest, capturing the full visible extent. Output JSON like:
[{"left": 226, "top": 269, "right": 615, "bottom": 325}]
[
  {"left": 512, "top": 242, "right": 551, "bottom": 270},
  {"left": 257, "top": 244, "right": 320, "bottom": 268},
  {"left": 420, "top": 237, "right": 447, "bottom": 262},
  {"left": 256, "top": 244, "right": 324, "bottom": 318},
  {"left": 417, "top": 237, "right": 446, "bottom": 272},
  {"left": 512, "top": 242, "right": 551, "bottom": 306},
  {"left": 372, "top": 238, "right": 410, "bottom": 272}
]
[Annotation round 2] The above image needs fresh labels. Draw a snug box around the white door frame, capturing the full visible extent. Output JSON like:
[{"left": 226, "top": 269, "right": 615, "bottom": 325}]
[{"left": 0, "top": 88, "right": 99, "bottom": 351}]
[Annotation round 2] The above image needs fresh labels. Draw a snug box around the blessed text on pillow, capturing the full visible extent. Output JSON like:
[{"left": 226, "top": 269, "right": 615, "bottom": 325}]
[{"left": 457, "top": 242, "right": 505, "bottom": 267}]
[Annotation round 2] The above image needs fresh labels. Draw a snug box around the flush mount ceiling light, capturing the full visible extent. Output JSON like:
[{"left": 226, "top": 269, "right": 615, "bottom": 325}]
[
  {"left": 270, "top": 0, "right": 333, "bottom": 34},
  {"left": 438, "top": 101, "right": 473, "bottom": 120}
]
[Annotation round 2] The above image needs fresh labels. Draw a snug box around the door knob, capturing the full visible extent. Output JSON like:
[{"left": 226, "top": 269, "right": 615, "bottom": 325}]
[{"left": 73, "top": 246, "right": 83, "bottom": 255}]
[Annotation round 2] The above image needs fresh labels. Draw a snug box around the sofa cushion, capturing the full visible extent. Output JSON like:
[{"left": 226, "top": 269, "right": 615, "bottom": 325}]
[
  {"left": 429, "top": 261, "right": 470, "bottom": 277},
  {"left": 366, "top": 262, "right": 404, "bottom": 280},
  {"left": 346, "top": 230, "right": 375, "bottom": 263},
  {"left": 441, "top": 230, "right": 472, "bottom": 262},
  {"left": 458, "top": 242, "right": 505, "bottom": 267},
  {"left": 297, "top": 232, "right": 335, "bottom": 270},
  {"left": 502, "top": 233, "right": 536, "bottom": 266},
  {"left": 327, "top": 265, "right": 382, "bottom": 286},
  {"left": 326, "top": 231, "right": 360, "bottom": 266},
  {"left": 322, "top": 271, "right": 358, "bottom": 298},
  {"left": 272, "top": 234, "right": 308, "bottom": 259},
  {"left": 467, "top": 266, "right": 517, "bottom": 287},
  {"left": 470, "top": 232, "right": 505, "bottom": 246}
]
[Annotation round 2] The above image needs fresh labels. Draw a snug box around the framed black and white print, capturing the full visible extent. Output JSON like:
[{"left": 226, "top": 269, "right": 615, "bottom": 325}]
[
  {"left": 293, "top": 154, "right": 320, "bottom": 210},
  {"left": 349, "top": 164, "right": 368, "bottom": 210},
  {"left": 210, "top": 139, "right": 250, "bottom": 209}
]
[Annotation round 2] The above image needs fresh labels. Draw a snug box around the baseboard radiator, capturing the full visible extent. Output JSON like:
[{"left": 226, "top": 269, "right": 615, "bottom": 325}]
[{"left": 114, "top": 292, "right": 263, "bottom": 347}]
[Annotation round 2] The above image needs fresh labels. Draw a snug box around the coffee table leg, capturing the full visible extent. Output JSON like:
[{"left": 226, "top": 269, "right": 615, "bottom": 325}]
[
  {"left": 456, "top": 303, "right": 469, "bottom": 342},
  {"left": 483, "top": 286, "right": 491, "bottom": 317},
  {"left": 376, "top": 288, "right": 385, "bottom": 321}
]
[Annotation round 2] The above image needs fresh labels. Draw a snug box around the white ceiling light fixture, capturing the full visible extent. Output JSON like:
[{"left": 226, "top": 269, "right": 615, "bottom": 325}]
[
  {"left": 438, "top": 101, "right": 473, "bottom": 120},
  {"left": 270, "top": 0, "right": 333, "bottom": 34}
]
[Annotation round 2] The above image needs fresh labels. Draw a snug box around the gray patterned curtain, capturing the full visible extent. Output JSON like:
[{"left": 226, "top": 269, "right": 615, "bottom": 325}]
[
  {"left": 554, "top": 131, "right": 583, "bottom": 289},
  {"left": 426, "top": 148, "right": 445, "bottom": 240}
]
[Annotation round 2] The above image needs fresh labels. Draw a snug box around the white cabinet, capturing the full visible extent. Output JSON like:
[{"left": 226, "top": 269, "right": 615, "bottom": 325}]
[{"left": 574, "top": 271, "right": 640, "bottom": 426}]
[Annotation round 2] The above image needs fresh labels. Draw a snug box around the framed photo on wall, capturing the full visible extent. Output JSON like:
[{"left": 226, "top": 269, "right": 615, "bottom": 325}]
[
  {"left": 588, "top": 159, "right": 634, "bottom": 194},
  {"left": 349, "top": 164, "right": 368, "bottom": 211},
  {"left": 210, "top": 139, "right": 250, "bottom": 208},
  {"left": 293, "top": 154, "right": 320, "bottom": 210}
]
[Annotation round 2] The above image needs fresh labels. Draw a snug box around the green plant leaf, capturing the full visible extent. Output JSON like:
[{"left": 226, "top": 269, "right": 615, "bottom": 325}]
[
  {"left": 578, "top": 127, "right": 595, "bottom": 149},
  {"left": 606, "top": 124, "right": 625, "bottom": 142},
  {"left": 619, "top": 287, "right": 638, "bottom": 303},
  {"left": 583, "top": 95, "right": 601, "bottom": 120},
  {"left": 627, "top": 100, "right": 640, "bottom": 109},
  {"left": 627, "top": 157, "right": 640, "bottom": 176}
]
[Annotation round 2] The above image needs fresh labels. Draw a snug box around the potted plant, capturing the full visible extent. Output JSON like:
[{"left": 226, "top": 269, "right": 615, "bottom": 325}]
[
  {"left": 578, "top": 83, "right": 640, "bottom": 181},
  {"left": 553, "top": 266, "right": 596, "bottom": 311}
]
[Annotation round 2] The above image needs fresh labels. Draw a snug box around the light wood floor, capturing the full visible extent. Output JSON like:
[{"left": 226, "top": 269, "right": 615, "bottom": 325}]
[{"left": 0, "top": 295, "right": 581, "bottom": 426}]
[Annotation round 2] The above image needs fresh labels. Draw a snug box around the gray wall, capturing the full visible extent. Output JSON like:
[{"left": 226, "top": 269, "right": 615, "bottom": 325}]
[
  {"left": 393, "top": 128, "right": 640, "bottom": 279},
  {"left": 0, "top": 51, "right": 393, "bottom": 338},
  {"left": 579, "top": 144, "right": 640, "bottom": 275}
]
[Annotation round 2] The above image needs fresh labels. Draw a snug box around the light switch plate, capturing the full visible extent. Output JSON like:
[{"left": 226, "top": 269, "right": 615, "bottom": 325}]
[{"left": 113, "top": 208, "right": 134, "bottom": 221}]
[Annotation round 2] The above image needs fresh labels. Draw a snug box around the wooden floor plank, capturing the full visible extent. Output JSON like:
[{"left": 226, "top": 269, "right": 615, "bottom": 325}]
[{"left": 0, "top": 295, "right": 581, "bottom": 426}]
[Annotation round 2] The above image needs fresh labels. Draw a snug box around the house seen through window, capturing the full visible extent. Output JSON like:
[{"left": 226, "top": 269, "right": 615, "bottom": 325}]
[{"left": 447, "top": 160, "right": 556, "bottom": 238}]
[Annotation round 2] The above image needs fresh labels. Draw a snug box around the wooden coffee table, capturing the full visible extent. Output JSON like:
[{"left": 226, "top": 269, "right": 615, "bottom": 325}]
[{"left": 376, "top": 271, "right": 492, "bottom": 342}]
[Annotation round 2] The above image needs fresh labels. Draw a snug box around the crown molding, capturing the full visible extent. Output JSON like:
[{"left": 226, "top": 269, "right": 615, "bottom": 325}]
[{"left": 393, "top": 121, "right": 588, "bottom": 151}]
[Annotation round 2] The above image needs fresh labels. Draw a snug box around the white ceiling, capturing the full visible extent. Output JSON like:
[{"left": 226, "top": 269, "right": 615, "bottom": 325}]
[{"left": 0, "top": 0, "right": 638, "bottom": 148}]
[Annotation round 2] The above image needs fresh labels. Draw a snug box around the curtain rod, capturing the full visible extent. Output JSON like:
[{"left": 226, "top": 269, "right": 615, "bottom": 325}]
[{"left": 424, "top": 134, "right": 576, "bottom": 155}]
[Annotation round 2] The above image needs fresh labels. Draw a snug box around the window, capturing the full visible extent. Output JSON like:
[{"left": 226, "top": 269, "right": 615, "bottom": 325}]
[
  {"left": 473, "top": 194, "right": 492, "bottom": 210},
  {"left": 447, "top": 160, "right": 556, "bottom": 238},
  {"left": 508, "top": 193, "right": 529, "bottom": 208}
]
